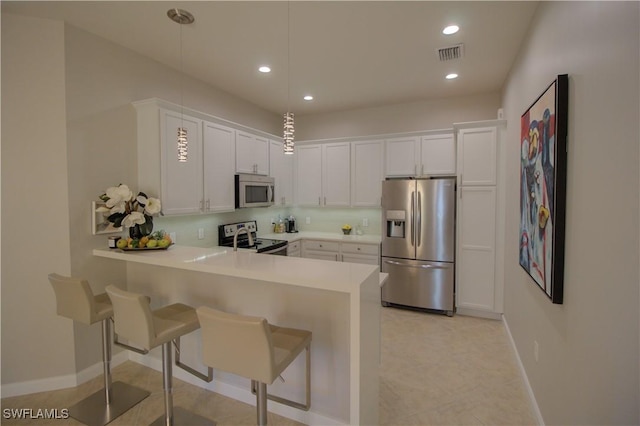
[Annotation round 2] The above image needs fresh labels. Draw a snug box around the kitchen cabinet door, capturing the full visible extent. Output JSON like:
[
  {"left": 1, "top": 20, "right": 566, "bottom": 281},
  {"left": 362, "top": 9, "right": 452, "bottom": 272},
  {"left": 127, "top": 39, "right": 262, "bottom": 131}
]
[
  {"left": 296, "top": 145, "right": 323, "bottom": 206},
  {"left": 385, "top": 137, "right": 419, "bottom": 177},
  {"left": 203, "top": 122, "right": 235, "bottom": 212},
  {"left": 270, "top": 140, "right": 294, "bottom": 206},
  {"left": 323, "top": 142, "right": 351, "bottom": 207},
  {"left": 421, "top": 133, "right": 456, "bottom": 176},
  {"left": 160, "top": 110, "right": 203, "bottom": 215},
  {"left": 457, "top": 127, "right": 497, "bottom": 186},
  {"left": 236, "top": 131, "right": 269, "bottom": 175},
  {"left": 351, "top": 140, "right": 384, "bottom": 207},
  {"left": 456, "top": 186, "right": 497, "bottom": 312}
]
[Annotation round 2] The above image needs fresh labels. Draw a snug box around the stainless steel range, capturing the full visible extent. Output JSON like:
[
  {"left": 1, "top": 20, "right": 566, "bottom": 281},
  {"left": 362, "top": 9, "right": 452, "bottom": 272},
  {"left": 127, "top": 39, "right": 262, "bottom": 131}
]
[{"left": 218, "top": 221, "right": 288, "bottom": 255}]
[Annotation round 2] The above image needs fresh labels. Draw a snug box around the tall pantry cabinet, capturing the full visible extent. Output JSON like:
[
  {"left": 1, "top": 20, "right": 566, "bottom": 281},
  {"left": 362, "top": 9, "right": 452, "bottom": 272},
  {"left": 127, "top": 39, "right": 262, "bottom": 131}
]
[{"left": 455, "top": 121, "right": 506, "bottom": 318}]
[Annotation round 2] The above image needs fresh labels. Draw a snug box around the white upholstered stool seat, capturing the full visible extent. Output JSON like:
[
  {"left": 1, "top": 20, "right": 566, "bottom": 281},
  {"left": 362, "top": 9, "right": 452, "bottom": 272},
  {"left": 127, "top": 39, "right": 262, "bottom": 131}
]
[
  {"left": 105, "top": 285, "right": 213, "bottom": 426},
  {"left": 47, "top": 274, "right": 149, "bottom": 426},
  {"left": 196, "top": 307, "right": 312, "bottom": 426}
]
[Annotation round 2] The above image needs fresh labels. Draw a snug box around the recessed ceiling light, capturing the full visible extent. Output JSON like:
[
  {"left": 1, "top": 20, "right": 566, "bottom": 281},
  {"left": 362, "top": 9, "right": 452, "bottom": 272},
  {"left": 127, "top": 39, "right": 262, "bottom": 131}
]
[
  {"left": 303, "top": 95, "right": 314, "bottom": 101},
  {"left": 446, "top": 73, "right": 459, "bottom": 80},
  {"left": 258, "top": 66, "right": 271, "bottom": 73},
  {"left": 443, "top": 25, "right": 459, "bottom": 35}
]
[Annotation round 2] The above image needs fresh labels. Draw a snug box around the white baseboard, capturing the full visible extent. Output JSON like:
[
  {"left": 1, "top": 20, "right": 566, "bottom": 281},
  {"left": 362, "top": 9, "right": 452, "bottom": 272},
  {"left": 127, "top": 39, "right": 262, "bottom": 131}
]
[
  {"left": 456, "top": 307, "right": 503, "bottom": 320},
  {"left": 502, "top": 315, "right": 545, "bottom": 426},
  {"left": 130, "top": 352, "right": 345, "bottom": 426},
  {"left": 1, "top": 351, "right": 129, "bottom": 399}
]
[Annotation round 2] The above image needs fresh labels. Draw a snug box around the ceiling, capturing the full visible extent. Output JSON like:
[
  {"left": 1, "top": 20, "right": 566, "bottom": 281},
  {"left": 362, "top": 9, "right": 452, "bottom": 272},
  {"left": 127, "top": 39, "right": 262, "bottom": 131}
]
[{"left": 3, "top": 1, "right": 539, "bottom": 116}]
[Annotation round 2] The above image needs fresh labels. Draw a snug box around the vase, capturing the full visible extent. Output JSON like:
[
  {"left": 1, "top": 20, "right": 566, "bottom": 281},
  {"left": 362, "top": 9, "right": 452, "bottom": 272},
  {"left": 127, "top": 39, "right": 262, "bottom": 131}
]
[{"left": 129, "top": 221, "right": 153, "bottom": 239}]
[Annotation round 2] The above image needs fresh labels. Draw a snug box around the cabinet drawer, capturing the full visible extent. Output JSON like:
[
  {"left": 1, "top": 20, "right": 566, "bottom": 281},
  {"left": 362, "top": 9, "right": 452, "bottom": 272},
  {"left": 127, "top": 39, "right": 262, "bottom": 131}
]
[
  {"left": 303, "top": 240, "right": 340, "bottom": 252},
  {"left": 341, "top": 243, "right": 379, "bottom": 255},
  {"left": 288, "top": 240, "right": 300, "bottom": 252}
]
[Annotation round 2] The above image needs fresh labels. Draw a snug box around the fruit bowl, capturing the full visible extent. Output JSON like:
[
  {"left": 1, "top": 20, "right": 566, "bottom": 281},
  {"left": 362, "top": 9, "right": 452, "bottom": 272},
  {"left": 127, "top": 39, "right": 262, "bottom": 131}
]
[{"left": 119, "top": 243, "right": 173, "bottom": 252}]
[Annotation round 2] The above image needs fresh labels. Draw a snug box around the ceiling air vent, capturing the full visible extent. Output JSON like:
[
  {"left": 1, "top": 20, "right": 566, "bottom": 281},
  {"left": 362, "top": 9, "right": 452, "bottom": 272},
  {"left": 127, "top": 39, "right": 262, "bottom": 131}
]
[{"left": 438, "top": 44, "right": 464, "bottom": 61}]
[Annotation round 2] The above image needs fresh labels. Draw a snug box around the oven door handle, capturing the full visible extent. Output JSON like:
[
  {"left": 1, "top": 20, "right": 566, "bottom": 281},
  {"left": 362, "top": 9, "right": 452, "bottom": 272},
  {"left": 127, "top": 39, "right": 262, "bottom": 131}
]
[{"left": 259, "top": 245, "right": 288, "bottom": 255}]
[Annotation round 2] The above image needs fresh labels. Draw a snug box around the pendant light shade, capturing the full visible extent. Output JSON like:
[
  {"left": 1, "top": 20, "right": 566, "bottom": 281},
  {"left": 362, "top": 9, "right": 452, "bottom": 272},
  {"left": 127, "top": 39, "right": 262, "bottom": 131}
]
[
  {"left": 283, "top": 112, "right": 294, "bottom": 155},
  {"left": 168, "top": 9, "right": 194, "bottom": 162}
]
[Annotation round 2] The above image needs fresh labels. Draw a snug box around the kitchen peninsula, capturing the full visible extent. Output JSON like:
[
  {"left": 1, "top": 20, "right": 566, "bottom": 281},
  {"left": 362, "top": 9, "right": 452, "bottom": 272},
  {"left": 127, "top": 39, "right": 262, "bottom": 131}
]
[{"left": 93, "top": 245, "right": 381, "bottom": 425}]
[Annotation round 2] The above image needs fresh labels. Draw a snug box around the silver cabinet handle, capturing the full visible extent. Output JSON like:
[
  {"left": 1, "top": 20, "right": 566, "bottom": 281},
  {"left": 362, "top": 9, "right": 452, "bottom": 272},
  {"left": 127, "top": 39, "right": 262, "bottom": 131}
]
[
  {"left": 200, "top": 200, "right": 204, "bottom": 211},
  {"left": 206, "top": 199, "right": 210, "bottom": 211},
  {"left": 318, "top": 197, "right": 321, "bottom": 206},
  {"left": 324, "top": 196, "right": 327, "bottom": 205}
]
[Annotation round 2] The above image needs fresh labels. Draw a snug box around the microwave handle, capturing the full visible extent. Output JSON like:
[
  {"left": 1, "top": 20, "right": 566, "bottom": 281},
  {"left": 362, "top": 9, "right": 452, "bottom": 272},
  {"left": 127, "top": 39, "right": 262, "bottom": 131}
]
[{"left": 268, "top": 185, "right": 274, "bottom": 202}]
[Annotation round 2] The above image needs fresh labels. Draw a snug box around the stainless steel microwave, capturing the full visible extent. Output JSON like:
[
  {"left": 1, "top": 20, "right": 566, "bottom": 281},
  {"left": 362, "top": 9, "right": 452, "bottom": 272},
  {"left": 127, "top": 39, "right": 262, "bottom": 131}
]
[{"left": 235, "top": 174, "right": 275, "bottom": 208}]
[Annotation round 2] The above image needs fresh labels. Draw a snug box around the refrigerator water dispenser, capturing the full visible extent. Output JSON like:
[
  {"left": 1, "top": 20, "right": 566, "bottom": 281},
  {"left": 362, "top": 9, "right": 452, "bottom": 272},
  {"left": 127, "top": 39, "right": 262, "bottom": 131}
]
[{"left": 386, "top": 210, "right": 406, "bottom": 238}]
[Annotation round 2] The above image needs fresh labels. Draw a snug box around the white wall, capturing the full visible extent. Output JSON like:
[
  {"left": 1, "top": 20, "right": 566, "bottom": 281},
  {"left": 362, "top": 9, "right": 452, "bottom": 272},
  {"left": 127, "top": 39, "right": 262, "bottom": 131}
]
[
  {"left": 297, "top": 92, "right": 501, "bottom": 141},
  {"left": 1, "top": 14, "right": 283, "bottom": 388},
  {"left": 1, "top": 14, "right": 76, "bottom": 384},
  {"left": 501, "top": 2, "right": 639, "bottom": 424}
]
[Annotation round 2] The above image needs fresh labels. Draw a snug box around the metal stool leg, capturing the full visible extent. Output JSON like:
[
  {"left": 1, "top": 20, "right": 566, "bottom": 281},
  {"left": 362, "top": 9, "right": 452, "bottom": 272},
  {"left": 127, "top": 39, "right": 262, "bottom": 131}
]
[
  {"left": 68, "top": 319, "right": 150, "bottom": 426},
  {"left": 257, "top": 382, "right": 268, "bottom": 426},
  {"left": 150, "top": 341, "right": 215, "bottom": 426}
]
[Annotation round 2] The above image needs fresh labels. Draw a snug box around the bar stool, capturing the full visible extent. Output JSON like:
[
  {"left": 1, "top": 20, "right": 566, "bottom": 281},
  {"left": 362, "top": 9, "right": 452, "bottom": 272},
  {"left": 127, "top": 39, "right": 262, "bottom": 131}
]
[
  {"left": 196, "top": 306, "right": 312, "bottom": 426},
  {"left": 105, "top": 285, "right": 214, "bottom": 426},
  {"left": 47, "top": 273, "right": 150, "bottom": 426}
]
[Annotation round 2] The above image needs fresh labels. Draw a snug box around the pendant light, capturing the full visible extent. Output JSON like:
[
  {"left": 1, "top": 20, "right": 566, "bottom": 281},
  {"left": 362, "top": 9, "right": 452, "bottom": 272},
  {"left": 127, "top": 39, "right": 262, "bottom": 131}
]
[
  {"left": 283, "top": 2, "right": 295, "bottom": 155},
  {"left": 167, "top": 8, "right": 195, "bottom": 162}
]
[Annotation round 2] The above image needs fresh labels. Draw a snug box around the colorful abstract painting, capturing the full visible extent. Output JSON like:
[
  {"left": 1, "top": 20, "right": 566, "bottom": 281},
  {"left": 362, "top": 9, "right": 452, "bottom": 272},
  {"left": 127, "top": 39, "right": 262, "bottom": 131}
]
[{"left": 519, "top": 75, "right": 568, "bottom": 304}]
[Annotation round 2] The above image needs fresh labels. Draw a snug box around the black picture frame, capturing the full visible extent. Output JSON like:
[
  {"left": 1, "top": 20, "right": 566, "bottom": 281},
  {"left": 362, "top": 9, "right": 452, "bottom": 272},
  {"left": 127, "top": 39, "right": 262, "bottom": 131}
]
[{"left": 519, "top": 74, "right": 568, "bottom": 304}]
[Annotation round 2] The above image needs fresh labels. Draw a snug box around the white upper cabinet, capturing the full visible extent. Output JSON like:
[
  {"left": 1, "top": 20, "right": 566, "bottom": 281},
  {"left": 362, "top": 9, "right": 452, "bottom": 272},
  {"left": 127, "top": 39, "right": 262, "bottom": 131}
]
[
  {"left": 420, "top": 133, "right": 456, "bottom": 176},
  {"left": 269, "top": 140, "right": 294, "bottom": 206},
  {"left": 160, "top": 109, "right": 204, "bottom": 215},
  {"left": 296, "top": 144, "right": 323, "bottom": 206},
  {"left": 323, "top": 142, "right": 351, "bottom": 207},
  {"left": 385, "top": 132, "right": 455, "bottom": 177},
  {"left": 385, "top": 136, "right": 420, "bottom": 177},
  {"left": 457, "top": 127, "right": 497, "bottom": 186},
  {"left": 236, "top": 131, "right": 269, "bottom": 175},
  {"left": 203, "top": 122, "right": 236, "bottom": 212},
  {"left": 351, "top": 140, "right": 384, "bottom": 207},
  {"left": 296, "top": 143, "right": 350, "bottom": 207}
]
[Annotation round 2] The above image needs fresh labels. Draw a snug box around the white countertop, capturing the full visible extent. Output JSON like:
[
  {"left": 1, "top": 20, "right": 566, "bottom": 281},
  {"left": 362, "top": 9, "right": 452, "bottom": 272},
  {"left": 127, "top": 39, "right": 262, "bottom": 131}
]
[
  {"left": 259, "top": 231, "right": 381, "bottom": 244},
  {"left": 93, "top": 245, "right": 379, "bottom": 294}
]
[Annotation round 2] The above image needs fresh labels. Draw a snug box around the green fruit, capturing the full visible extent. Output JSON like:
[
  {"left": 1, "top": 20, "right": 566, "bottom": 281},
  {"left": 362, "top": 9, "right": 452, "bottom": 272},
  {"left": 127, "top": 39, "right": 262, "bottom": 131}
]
[
  {"left": 146, "top": 239, "right": 158, "bottom": 248},
  {"left": 116, "top": 239, "right": 128, "bottom": 249},
  {"left": 158, "top": 238, "right": 170, "bottom": 248}
]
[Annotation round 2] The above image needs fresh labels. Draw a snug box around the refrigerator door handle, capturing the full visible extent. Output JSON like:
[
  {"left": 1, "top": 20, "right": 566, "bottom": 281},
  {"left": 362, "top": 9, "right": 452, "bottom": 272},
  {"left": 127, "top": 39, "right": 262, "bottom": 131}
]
[
  {"left": 410, "top": 191, "right": 415, "bottom": 247},
  {"left": 383, "top": 259, "right": 449, "bottom": 270},
  {"left": 417, "top": 191, "right": 422, "bottom": 248}
]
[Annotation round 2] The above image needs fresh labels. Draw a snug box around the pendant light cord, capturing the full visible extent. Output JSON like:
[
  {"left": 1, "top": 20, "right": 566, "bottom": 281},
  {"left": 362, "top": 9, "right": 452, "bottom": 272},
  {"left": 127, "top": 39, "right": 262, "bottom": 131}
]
[
  {"left": 287, "top": 1, "right": 291, "bottom": 115},
  {"left": 180, "top": 16, "right": 184, "bottom": 130}
]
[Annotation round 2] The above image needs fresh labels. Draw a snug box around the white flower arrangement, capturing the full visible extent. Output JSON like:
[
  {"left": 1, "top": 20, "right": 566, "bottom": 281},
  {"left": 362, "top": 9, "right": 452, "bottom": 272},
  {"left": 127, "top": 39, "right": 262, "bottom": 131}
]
[{"left": 97, "top": 184, "right": 162, "bottom": 235}]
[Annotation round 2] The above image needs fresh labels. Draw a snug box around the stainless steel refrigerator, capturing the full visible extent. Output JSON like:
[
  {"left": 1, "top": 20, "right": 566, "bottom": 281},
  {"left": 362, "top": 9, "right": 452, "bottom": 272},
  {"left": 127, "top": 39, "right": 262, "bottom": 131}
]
[{"left": 381, "top": 177, "right": 456, "bottom": 316}]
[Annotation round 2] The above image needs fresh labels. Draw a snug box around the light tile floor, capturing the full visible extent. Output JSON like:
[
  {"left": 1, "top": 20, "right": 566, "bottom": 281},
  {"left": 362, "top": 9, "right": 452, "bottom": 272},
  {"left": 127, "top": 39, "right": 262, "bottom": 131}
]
[{"left": 2, "top": 307, "right": 537, "bottom": 425}]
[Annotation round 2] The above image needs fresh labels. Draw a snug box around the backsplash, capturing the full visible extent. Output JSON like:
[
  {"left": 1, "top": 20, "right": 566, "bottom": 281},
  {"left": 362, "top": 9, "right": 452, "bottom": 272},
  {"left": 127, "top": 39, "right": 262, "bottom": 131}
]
[{"left": 151, "top": 206, "right": 381, "bottom": 247}]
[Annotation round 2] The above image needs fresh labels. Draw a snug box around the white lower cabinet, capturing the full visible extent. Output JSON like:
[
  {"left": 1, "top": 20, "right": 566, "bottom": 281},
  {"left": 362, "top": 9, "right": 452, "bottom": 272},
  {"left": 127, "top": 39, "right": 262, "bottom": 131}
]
[
  {"left": 287, "top": 240, "right": 301, "bottom": 257},
  {"left": 302, "top": 240, "right": 380, "bottom": 265},
  {"left": 340, "top": 243, "right": 380, "bottom": 265},
  {"left": 456, "top": 186, "right": 496, "bottom": 312},
  {"left": 302, "top": 240, "right": 340, "bottom": 262}
]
